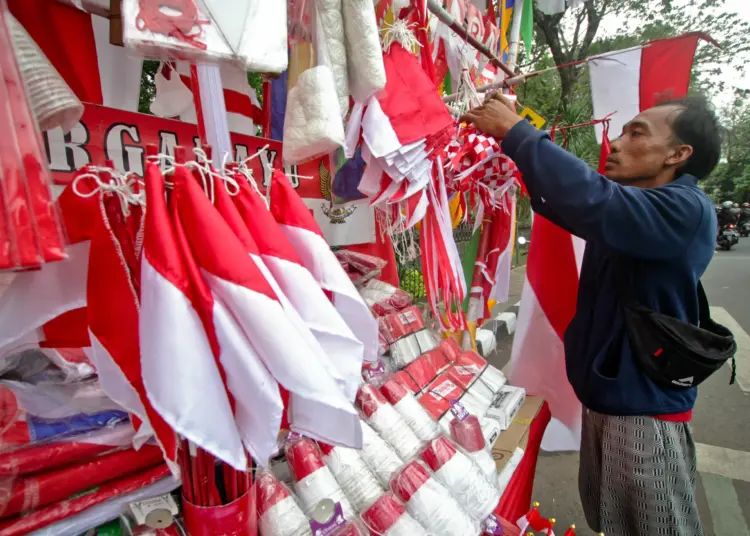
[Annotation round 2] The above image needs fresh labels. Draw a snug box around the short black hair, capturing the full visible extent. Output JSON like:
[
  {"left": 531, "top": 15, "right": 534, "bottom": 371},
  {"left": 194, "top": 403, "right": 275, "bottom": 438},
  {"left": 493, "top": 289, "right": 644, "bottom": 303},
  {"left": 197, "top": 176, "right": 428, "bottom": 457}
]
[{"left": 655, "top": 96, "right": 722, "bottom": 180}]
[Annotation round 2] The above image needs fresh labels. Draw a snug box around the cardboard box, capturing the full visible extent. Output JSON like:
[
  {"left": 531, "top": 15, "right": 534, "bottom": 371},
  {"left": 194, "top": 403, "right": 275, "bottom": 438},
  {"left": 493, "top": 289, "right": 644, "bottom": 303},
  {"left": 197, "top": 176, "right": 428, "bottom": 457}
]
[
  {"left": 491, "top": 396, "right": 545, "bottom": 472},
  {"left": 485, "top": 385, "right": 526, "bottom": 430}
]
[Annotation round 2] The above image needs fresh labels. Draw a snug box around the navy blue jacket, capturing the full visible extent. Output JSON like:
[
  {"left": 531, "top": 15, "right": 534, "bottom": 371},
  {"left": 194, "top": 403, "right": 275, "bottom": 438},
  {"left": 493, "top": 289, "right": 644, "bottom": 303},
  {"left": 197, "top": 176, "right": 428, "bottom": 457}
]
[{"left": 502, "top": 120, "right": 717, "bottom": 416}]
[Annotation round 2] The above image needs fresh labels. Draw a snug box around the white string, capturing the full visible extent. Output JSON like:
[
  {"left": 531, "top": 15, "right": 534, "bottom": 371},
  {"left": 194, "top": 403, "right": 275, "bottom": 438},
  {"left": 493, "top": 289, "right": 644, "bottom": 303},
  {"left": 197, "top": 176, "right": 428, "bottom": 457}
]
[
  {"left": 368, "top": 404, "right": 424, "bottom": 461},
  {"left": 324, "top": 446, "right": 384, "bottom": 513},
  {"left": 381, "top": 19, "right": 422, "bottom": 53},
  {"left": 72, "top": 169, "right": 135, "bottom": 216},
  {"left": 359, "top": 422, "right": 405, "bottom": 487}
]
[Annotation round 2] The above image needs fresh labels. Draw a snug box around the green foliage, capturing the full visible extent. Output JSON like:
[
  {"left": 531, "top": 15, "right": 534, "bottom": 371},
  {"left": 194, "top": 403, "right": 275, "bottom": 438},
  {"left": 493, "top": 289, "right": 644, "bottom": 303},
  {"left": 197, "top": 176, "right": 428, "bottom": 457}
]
[{"left": 138, "top": 60, "right": 160, "bottom": 115}]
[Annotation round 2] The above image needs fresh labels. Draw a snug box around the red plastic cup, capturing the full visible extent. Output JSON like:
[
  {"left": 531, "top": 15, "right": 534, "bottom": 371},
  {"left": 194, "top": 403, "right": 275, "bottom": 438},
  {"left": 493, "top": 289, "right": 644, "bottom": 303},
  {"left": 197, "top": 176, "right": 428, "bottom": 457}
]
[
  {"left": 449, "top": 414, "right": 486, "bottom": 453},
  {"left": 183, "top": 489, "right": 256, "bottom": 536},
  {"left": 362, "top": 493, "right": 407, "bottom": 534},
  {"left": 255, "top": 472, "right": 290, "bottom": 519},
  {"left": 286, "top": 438, "right": 325, "bottom": 481},
  {"left": 420, "top": 437, "right": 457, "bottom": 472},
  {"left": 391, "top": 461, "right": 430, "bottom": 503},
  {"left": 381, "top": 379, "right": 409, "bottom": 405},
  {"left": 357, "top": 384, "right": 388, "bottom": 418}
]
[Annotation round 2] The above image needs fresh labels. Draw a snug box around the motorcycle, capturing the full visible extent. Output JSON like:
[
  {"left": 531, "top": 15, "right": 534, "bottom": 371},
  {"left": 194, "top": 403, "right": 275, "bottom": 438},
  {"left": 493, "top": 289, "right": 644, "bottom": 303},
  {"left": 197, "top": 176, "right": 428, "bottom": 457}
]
[
  {"left": 717, "top": 224, "right": 740, "bottom": 250},
  {"left": 740, "top": 221, "right": 750, "bottom": 237}
]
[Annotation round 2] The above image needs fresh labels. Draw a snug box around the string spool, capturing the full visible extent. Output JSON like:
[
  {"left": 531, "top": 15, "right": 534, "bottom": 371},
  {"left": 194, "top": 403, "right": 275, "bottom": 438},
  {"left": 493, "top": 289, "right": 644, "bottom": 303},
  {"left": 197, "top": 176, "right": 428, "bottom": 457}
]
[
  {"left": 390, "top": 461, "right": 478, "bottom": 536},
  {"left": 319, "top": 442, "right": 384, "bottom": 513},
  {"left": 256, "top": 471, "right": 312, "bottom": 536},
  {"left": 357, "top": 385, "right": 423, "bottom": 461},
  {"left": 420, "top": 437, "right": 500, "bottom": 522},
  {"left": 361, "top": 493, "right": 429, "bottom": 536},
  {"left": 286, "top": 438, "right": 355, "bottom": 521},
  {"left": 359, "top": 421, "right": 405, "bottom": 487},
  {"left": 381, "top": 380, "right": 440, "bottom": 442}
]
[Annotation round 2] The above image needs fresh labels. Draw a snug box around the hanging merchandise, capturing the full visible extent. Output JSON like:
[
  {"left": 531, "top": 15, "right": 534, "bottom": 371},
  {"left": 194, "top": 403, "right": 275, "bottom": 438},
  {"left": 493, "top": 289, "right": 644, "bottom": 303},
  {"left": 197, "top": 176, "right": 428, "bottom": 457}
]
[
  {"left": 342, "top": 0, "right": 386, "bottom": 103},
  {"left": 0, "top": 0, "right": 67, "bottom": 270},
  {"left": 121, "top": 0, "right": 288, "bottom": 72},
  {"left": 232, "top": 173, "right": 364, "bottom": 403},
  {"left": 269, "top": 171, "right": 379, "bottom": 364},
  {"left": 319, "top": 441, "right": 385, "bottom": 513},
  {"left": 315, "top": 0, "right": 349, "bottom": 118},
  {"left": 420, "top": 436, "right": 500, "bottom": 522},
  {"left": 357, "top": 384, "right": 423, "bottom": 461},
  {"left": 360, "top": 279, "right": 413, "bottom": 317},
  {"left": 257, "top": 471, "right": 313, "bottom": 536},
  {"left": 286, "top": 437, "right": 355, "bottom": 520},
  {"left": 390, "top": 460, "right": 479, "bottom": 536},
  {"left": 380, "top": 379, "right": 441, "bottom": 442},
  {"left": 361, "top": 493, "right": 428, "bottom": 536},
  {"left": 358, "top": 421, "right": 405, "bottom": 487}
]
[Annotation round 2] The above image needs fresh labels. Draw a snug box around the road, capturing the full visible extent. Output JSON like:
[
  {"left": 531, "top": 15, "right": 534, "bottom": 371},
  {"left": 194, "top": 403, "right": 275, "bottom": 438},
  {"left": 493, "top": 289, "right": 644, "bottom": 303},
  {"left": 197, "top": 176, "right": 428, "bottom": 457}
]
[{"left": 487, "top": 239, "right": 750, "bottom": 535}]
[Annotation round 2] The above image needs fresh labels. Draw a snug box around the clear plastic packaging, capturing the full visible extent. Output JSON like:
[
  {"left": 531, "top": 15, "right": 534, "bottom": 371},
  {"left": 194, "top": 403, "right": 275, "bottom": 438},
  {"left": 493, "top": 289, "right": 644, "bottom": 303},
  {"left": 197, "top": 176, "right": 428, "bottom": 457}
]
[
  {"left": 358, "top": 422, "right": 404, "bottom": 488},
  {"left": 448, "top": 408, "right": 497, "bottom": 480},
  {"left": 380, "top": 380, "right": 440, "bottom": 442},
  {"left": 360, "top": 279, "right": 413, "bottom": 317},
  {"left": 357, "top": 384, "right": 423, "bottom": 461},
  {"left": 419, "top": 437, "right": 500, "bottom": 522},
  {"left": 285, "top": 437, "right": 355, "bottom": 521},
  {"left": 319, "top": 442, "right": 384, "bottom": 513},
  {"left": 361, "top": 492, "right": 428, "bottom": 536},
  {"left": 256, "top": 471, "right": 312, "bottom": 536},
  {"left": 335, "top": 251, "right": 386, "bottom": 286},
  {"left": 389, "top": 461, "right": 479, "bottom": 536}
]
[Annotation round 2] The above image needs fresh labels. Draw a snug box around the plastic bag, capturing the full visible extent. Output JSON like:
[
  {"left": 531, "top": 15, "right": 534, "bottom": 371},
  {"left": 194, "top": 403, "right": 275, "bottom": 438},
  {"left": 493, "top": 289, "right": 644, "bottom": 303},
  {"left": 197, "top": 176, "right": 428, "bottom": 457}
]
[
  {"left": 360, "top": 279, "right": 412, "bottom": 317},
  {"left": 335, "top": 251, "right": 386, "bottom": 286},
  {"left": 256, "top": 470, "right": 312, "bottom": 536},
  {"left": 361, "top": 493, "right": 428, "bottom": 536},
  {"left": 356, "top": 384, "right": 423, "bottom": 461}
]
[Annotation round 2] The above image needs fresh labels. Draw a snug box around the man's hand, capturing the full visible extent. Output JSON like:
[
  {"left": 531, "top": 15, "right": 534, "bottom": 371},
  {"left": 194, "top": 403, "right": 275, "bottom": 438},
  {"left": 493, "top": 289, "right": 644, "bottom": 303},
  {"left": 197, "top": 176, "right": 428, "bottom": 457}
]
[{"left": 460, "top": 93, "right": 523, "bottom": 139}]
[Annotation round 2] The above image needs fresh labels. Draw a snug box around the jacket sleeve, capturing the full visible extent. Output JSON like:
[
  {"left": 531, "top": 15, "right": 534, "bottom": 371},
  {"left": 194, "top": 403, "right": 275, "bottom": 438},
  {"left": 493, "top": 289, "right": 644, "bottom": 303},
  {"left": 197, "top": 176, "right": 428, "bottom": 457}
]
[
  {"left": 529, "top": 197, "right": 584, "bottom": 238},
  {"left": 502, "top": 120, "right": 705, "bottom": 259}
]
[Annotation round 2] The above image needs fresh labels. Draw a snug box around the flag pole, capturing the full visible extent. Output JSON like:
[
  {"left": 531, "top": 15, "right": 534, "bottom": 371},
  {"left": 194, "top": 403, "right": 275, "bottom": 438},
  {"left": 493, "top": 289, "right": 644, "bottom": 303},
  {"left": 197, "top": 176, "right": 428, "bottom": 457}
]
[{"left": 506, "top": 0, "right": 525, "bottom": 72}]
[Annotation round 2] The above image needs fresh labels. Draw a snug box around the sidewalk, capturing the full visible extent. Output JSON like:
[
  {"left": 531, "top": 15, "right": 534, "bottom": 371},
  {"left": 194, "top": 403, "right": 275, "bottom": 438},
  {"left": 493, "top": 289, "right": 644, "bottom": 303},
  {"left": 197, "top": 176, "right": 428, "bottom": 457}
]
[{"left": 476, "top": 265, "right": 526, "bottom": 360}]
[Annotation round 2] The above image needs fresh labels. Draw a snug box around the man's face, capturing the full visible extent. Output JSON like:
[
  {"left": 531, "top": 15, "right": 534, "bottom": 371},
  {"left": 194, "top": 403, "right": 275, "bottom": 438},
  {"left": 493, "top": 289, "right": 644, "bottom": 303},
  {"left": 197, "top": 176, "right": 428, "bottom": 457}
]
[{"left": 605, "top": 105, "right": 687, "bottom": 184}]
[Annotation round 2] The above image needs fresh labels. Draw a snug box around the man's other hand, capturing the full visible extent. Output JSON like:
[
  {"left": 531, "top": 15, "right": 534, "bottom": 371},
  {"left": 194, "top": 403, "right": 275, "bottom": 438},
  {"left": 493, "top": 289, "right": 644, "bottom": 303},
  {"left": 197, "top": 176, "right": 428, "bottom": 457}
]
[{"left": 460, "top": 93, "right": 523, "bottom": 139}]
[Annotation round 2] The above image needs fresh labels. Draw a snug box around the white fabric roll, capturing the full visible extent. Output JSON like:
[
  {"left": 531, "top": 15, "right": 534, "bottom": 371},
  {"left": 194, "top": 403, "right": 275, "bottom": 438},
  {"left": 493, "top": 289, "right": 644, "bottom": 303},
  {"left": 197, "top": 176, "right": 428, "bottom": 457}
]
[
  {"left": 433, "top": 451, "right": 500, "bottom": 522},
  {"left": 342, "top": 0, "right": 386, "bottom": 102},
  {"left": 294, "top": 467, "right": 355, "bottom": 520},
  {"left": 386, "top": 513, "right": 430, "bottom": 536},
  {"left": 324, "top": 446, "right": 384, "bottom": 512},
  {"left": 393, "top": 394, "right": 440, "bottom": 442},
  {"left": 369, "top": 404, "right": 424, "bottom": 461},
  {"left": 405, "top": 478, "right": 478, "bottom": 536},
  {"left": 470, "top": 448, "right": 498, "bottom": 480},
  {"left": 260, "top": 496, "right": 313, "bottom": 536},
  {"left": 359, "top": 421, "right": 405, "bottom": 486}
]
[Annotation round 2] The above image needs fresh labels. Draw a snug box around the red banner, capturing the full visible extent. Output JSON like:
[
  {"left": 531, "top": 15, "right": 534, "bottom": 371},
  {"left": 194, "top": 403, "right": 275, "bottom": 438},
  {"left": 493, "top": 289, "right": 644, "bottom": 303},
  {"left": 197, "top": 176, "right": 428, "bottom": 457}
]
[{"left": 43, "top": 103, "right": 326, "bottom": 200}]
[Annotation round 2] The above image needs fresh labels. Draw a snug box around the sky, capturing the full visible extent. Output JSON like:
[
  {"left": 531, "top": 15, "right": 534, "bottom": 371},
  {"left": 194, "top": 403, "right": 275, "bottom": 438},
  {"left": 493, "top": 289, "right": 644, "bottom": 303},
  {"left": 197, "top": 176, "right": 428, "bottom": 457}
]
[{"left": 597, "top": 0, "right": 750, "bottom": 110}]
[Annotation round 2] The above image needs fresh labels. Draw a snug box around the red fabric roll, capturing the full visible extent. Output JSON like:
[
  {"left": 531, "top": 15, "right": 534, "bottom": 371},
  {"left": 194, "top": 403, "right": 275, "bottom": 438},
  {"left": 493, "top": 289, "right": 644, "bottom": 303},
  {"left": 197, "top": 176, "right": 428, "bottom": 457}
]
[
  {"left": 285, "top": 438, "right": 324, "bottom": 482},
  {"left": 0, "top": 446, "right": 163, "bottom": 518},
  {"left": 0, "top": 441, "right": 120, "bottom": 477},
  {"left": 0, "top": 464, "right": 170, "bottom": 536}
]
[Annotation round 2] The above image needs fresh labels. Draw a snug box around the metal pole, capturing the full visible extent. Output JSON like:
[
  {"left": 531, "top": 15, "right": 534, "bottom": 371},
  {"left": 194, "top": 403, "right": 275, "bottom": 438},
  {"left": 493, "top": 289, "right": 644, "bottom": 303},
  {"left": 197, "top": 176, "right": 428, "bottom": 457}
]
[
  {"left": 426, "top": 0, "right": 515, "bottom": 79},
  {"left": 506, "top": 0, "right": 525, "bottom": 72}
]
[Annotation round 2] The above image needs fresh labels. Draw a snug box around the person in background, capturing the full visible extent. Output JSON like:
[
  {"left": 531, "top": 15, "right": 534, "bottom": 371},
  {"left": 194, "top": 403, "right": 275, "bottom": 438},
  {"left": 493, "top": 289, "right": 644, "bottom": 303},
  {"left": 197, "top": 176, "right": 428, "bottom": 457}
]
[
  {"left": 717, "top": 200, "right": 737, "bottom": 229},
  {"left": 462, "top": 95, "right": 721, "bottom": 536}
]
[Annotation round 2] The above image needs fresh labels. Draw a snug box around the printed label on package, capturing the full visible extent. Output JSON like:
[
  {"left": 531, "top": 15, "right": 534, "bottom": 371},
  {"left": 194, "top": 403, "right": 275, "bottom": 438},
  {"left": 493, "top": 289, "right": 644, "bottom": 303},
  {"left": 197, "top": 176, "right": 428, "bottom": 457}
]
[
  {"left": 482, "top": 514, "right": 505, "bottom": 535},
  {"left": 430, "top": 379, "right": 458, "bottom": 400},
  {"left": 309, "top": 501, "right": 346, "bottom": 536}
]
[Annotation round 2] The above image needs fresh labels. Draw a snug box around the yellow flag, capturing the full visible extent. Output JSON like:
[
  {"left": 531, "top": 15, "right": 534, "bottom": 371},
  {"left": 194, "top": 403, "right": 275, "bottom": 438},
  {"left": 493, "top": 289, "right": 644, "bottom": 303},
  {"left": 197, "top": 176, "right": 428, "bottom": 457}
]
[{"left": 520, "top": 106, "right": 547, "bottom": 129}]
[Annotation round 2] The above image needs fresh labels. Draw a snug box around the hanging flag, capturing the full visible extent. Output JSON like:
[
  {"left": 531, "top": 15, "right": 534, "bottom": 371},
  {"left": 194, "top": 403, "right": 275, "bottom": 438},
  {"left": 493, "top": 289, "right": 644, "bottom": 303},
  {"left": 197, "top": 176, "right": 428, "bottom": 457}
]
[
  {"left": 588, "top": 33, "right": 710, "bottom": 142},
  {"left": 140, "top": 163, "right": 247, "bottom": 470},
  {"left": 269, "top": 171, "right": 379, "bottom": 366},
  {"left": 521, "top": 0, "right": 534, "bottom": 55},
  {"left": 500, "top": 0, "right": 514, "bottom": 63}
]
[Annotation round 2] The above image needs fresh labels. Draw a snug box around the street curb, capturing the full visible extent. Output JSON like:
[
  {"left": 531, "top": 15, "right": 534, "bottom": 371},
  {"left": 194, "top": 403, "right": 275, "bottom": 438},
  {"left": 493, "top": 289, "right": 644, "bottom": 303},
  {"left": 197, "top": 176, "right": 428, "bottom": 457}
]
[{"left": 477, "top": 303, "right": 520, "bottom": 356}]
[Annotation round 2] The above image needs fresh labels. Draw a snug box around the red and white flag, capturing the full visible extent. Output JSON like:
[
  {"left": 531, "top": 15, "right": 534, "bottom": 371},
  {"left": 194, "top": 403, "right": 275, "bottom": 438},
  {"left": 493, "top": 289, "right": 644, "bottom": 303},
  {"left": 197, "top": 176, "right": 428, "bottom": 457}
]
[
  {"left": 231, "top": 179, "right": 364, "bottom": 401},
  {"left": 140, "top": 164, "right": 247, "bottom": 470},
  {"left": 172, "top": 168, "right": 361, "bottom": 449},
  {"left": 269, "top": 171, "right": 380, "bottom": 365},
  {"left": 589, "top": 33, "right": 710, "bottom": 142},
  {"left": 86, "top": 187, "right": 178, "bottom": 470}
]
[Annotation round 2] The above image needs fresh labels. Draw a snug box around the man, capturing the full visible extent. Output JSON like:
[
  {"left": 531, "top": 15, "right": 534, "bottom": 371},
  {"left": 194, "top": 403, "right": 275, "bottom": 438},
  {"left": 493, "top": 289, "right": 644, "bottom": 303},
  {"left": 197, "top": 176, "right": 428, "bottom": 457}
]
[{"left": 463, "top": 95, "right": 720, "bottom": 536}]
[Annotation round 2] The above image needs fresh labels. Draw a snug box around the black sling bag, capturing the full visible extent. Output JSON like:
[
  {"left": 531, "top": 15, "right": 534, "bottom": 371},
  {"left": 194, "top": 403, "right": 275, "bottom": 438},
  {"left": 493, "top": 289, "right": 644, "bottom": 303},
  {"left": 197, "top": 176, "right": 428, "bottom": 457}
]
[{"left": 614, "top": 259, "right": 737, "bottom": 389}]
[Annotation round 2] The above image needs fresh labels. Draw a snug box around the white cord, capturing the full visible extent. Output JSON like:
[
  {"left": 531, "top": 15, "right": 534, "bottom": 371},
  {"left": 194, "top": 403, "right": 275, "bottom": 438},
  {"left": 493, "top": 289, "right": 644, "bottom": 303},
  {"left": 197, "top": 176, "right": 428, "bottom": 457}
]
[
  {"left": 359, "top": 422, "right": 404, "bottom": 487},
  {"left": 392, "top": 395, "right": 440, "bottom": 442},
  {"left": 324, "top": 446, "right": 384, "bottom": 513},
  {"left": 368, "top": 404, "right": 424, "bottom": 461}
]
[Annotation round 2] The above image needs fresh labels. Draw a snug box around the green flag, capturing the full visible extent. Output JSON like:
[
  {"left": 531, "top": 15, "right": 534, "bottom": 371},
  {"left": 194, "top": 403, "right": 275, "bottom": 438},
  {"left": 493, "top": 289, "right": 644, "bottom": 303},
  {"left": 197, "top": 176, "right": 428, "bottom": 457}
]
[{"left": 521, "top": 0, "right": 534, "bottom": 55}]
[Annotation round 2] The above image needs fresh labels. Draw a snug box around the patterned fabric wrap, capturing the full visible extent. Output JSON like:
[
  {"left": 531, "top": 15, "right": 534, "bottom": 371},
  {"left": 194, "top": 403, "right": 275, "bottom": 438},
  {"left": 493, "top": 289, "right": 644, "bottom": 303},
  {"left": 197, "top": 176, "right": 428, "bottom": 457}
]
[
  {"left": 444, "top": 125, "right": 517, "bottom": 212},
  {"left": 579, "top": 408, "right": 703, "bottom": 536}
]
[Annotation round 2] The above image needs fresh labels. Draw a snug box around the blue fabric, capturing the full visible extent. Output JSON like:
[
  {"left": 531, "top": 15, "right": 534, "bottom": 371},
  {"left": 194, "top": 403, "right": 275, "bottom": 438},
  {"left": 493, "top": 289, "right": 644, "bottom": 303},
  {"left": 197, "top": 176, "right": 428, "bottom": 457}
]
[
  {"left": 333, "top": 147, "right": 366, "bottom": 201},
  {"left": 503, "top": 120, "right": 717, "bottom": 416},
  {"left": 270, "top": 69, "right": 288, "bottom": 141},
  {"left": 505, "top": 0, "right": 515, "bottom": 7},
  {"left": 27, "top": 410, "right": 130, "bottom": 442}
]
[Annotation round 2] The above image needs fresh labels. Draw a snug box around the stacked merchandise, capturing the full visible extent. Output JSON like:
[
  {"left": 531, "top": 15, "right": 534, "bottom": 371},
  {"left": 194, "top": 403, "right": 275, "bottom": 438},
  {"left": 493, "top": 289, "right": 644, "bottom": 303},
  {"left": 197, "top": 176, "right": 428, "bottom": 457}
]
[{"left": 0, "top": 351, "right": 176, "bottom": 536}]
